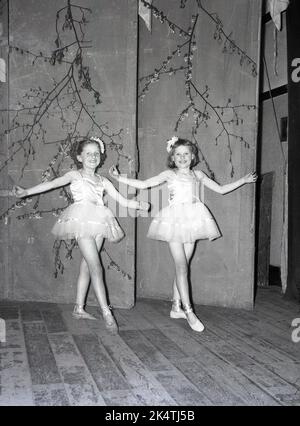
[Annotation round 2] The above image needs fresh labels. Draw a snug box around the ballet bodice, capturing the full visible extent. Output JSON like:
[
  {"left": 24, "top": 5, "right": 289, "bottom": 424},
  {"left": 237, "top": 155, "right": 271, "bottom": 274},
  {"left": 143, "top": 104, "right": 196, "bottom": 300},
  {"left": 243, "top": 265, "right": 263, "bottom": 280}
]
[
  {"left": 69, "top": 171, "right": 105, "bottom": 206},
  {"left": 167, "top": 171, "right": 201, "bottom": 205}
]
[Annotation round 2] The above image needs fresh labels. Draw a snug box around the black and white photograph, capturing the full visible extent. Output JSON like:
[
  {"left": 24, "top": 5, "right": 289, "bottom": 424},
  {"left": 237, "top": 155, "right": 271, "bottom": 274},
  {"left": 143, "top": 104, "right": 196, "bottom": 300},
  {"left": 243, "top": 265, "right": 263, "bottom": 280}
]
[{"left": 0, "top": 0, "right": 299, "bottom": 409}]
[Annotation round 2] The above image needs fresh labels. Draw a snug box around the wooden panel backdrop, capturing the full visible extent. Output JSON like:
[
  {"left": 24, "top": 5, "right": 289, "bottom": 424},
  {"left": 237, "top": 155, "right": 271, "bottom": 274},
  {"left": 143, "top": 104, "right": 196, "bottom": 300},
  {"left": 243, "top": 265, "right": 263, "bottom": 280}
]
[
  {"left": 0, "top": 0, "right": 138, "bottom": 308},
  {"left": 137, "top": 0, "right": 262, "bottom": 309}
]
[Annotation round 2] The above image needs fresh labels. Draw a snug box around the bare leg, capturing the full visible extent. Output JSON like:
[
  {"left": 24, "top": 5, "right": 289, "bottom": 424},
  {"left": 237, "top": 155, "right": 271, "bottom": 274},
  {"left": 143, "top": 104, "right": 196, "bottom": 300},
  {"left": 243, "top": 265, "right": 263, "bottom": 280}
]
[
  {"left": 172, "top": 242, "right": 195, "bottom": 300},
  {"left": 76, "top": 236, "right": 118, "bottom": 333},
  {"left": 73, "top": 236, "right": 104, "bottom": 319},
  {"left": 75, "top": 258, "right": 91, "bottom": 307},
  {"left": 169, "top": 242, "right": 191, "bottom": 306},
  {"left": 171, "top": 242, "right": 195, "bottom": 318},
  {"left": 76, "top": 237, "right": 108, "bottom": 308},
  {"left": 73, "top": 257, "right": 97, "bottom": 320},
  {"left": 169, "top": 242, "right": 204, "bottom": 332}
]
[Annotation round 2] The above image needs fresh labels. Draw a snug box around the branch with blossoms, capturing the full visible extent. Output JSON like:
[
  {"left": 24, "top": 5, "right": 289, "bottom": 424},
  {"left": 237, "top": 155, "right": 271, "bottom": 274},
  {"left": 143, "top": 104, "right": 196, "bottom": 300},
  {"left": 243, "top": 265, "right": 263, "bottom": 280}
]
[
  {"left": 178, "top": 0, "right": 257, "bottom": 76},
  {"left": 0, "top": 0, "right": 132, "bottom": 279},
  {"left": 52, "top": 241, "right": 133, "bottom": 281},
  {"left": 0, "top": 1, "right": 129, "bottom": 175},
  {"left": 139, "top": 0, "right": 257, "bottom": 177},
  {"left": 0, "top": 0, "right": 128, "bottom": 220}
]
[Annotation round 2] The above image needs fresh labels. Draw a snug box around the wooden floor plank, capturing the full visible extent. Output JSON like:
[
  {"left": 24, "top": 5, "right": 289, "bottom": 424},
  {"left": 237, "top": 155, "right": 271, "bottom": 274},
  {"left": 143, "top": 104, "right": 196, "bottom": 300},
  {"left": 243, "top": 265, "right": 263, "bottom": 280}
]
[
  {"left": 120, "top": 330, "right": 211, "bottom": 405},
  {"left": 153, "top": 370, "right": 212, "bottom": 405},
  {"left": 101, "top": 389, "right": 142, "bottom": 406},
  {"left": 116, "top": 308, "right": 154, "bottom": 331},
  {"left": 201, "top": 306, "right": 300, "bottom": 361},
  {"left": 20, "top": 307, "right": 43, "bottom": 322},
  {"left": 1, "top": 288, "right": 299, "bottom": 406},
  {"left": 49, "top": 333, "right": 106, "bottom": 406},
  {"left": 41, "top": 308, "right": 68, "bottom": 334},
  {"left": 120, "top": 330, "right": 174, "bottom": 372},
  {"left": 99, "top": 333, "right": 177, "bottom": 405},
  {"left": 32, "top": 384, "right": 70, "bottom": 406},
  {"left": 183, "top": 326, "right": 297, "bottom": 405},
  {"left": 202, "top": 328, "right": 300, "bottom": 404},
  {"left": 60, "top": 309, "right": 95, "bottom": 336},
  {"left": 0, "top": 306, "right": 19, "bottom": 320},
  {"left": 203, "top": 316, "right": 300, "bottom": 386},
  {"left": 73, "top": 334, "right": 130, "bottom": 392},
  {"left": 135, "top": 300, "right": 283, "bottom": 405},
  {"left": 141, "top": 329, "right": 187, "bottom": 361},
  {"left": 174, "top": 358, "right": 246, "bottom": 406},
  {"left": 203, "top": 307, "right": 300, "bottom": 363},
  {"left": 0, "top": 320, "right": 34, "bottom": 406},
  {"left": 23, "top": 322, "right": 63, "bottom": 385}
]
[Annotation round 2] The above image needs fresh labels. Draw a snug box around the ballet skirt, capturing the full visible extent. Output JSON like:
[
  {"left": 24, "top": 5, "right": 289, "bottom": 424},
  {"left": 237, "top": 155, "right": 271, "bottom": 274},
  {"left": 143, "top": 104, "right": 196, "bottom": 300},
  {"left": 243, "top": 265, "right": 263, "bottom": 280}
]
[
  {"left": 51, "top": 170, "right": 124, "bottom": 242},
  {"left": 147, "top": 170, "right": 221, "bottom": 243}
]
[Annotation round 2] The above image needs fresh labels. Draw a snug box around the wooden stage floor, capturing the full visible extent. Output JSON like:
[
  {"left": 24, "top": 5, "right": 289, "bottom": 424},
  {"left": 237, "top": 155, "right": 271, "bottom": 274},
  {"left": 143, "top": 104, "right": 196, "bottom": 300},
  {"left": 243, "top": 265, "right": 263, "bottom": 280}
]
[{"left": 0, "top": 287, "right": 299, "bottom": 406}]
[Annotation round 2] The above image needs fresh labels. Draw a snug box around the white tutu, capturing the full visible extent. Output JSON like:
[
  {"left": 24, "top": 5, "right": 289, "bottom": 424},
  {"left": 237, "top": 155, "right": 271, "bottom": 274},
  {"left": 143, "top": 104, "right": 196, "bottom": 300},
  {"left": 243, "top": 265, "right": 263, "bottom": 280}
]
[
  {"left": 52, "top": 201, "right": 124, "bottom": 242},
  {"left": 147, "top": 201, "right": 221, "bottom": 243}
]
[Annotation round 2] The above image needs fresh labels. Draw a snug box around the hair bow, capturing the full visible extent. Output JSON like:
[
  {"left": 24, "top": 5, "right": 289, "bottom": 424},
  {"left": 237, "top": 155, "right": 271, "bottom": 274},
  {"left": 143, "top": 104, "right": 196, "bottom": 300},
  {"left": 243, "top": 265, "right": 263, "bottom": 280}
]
[
  {"left": 90, "top": 136, "right": 105, "bottom": 154},
  {"left": 166, "top": 136, "right": 179, "bottom": 152}
]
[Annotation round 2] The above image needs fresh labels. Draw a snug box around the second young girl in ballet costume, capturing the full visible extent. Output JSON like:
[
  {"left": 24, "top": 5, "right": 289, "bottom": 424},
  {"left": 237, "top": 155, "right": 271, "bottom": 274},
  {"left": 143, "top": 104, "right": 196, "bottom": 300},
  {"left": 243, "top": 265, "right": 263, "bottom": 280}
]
[
  {"left": 110, "top": 136, "right": 257, "bottom": 332},
  {"left": 15, "top": 137, "right": 149, "bottom": 334}
]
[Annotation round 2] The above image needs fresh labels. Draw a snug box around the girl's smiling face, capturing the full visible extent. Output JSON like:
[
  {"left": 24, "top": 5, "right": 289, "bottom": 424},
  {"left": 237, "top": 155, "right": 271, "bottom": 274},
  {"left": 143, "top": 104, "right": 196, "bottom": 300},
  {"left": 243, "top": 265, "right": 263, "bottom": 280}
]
[
  {"left": 77, "top": 143, "right": 101, "bottom": 170},
  {"left": 172, "top": 145, "right": 194, "bottom": 169}
]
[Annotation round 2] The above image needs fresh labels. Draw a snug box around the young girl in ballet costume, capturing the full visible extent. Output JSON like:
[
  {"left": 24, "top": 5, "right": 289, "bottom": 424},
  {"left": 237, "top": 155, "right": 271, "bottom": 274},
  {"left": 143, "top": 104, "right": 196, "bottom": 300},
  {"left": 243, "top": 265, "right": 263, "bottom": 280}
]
[
  {"left": 15, "top": 137, "right": 149, "bottom": 334},
  {"left": 110, "top": 136, "right": 257, "bottom": 332}
]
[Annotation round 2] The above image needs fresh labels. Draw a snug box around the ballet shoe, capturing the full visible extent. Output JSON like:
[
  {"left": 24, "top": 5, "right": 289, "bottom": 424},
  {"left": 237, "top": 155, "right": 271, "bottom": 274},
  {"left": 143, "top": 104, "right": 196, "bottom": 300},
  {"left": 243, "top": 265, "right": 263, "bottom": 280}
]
[
  {"left": 183, "top": 304, "right": 205, "bottom": 332},
  {"left": 170, "top": 299, "right": 187, "bottom": 319},
  {"left": 170, "top": 309, "right": 187, "bottom": 319},
  {"left": 72, "top": 304, "right": 97, "bottom": 320},
  {"left": 102, "top": 306, "right": 119, "bottom": 334}
]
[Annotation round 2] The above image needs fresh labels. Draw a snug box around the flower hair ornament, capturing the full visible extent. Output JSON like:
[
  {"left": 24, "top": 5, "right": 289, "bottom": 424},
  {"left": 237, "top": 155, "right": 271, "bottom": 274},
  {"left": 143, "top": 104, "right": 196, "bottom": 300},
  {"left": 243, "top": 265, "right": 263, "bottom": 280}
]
[
  {"left": 90, "top": 136, "right": 105, "bottom": 154},
  {"left": 166, "top": 136, "right": 179, "bottom": 153}
]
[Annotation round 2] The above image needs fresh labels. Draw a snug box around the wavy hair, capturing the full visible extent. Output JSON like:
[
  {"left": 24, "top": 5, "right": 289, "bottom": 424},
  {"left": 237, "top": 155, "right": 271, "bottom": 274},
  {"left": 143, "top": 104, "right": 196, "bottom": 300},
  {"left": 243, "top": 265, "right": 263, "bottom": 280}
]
[
  {"left": 69, "top": 138, "right": 106, "bottom": 169},
  {"left": 166, "top": 138, "right": 199, "bottom": 169}
]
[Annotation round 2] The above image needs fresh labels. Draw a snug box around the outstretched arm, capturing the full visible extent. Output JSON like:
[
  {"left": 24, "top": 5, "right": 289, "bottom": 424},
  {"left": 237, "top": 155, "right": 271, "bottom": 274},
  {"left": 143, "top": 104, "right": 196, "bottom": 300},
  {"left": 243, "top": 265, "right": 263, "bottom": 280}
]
[
  {"left": 109, "top": 166, "right": 169, "bottom": 190},
  {"left": 14, "top": 172, "right": 73, "bottom": 198},
  {"left": 103, "top": 178, "right": 149, "bottom": 210},
  {"left": 197, "top": 170, "right": 257, "bottom": 195}
]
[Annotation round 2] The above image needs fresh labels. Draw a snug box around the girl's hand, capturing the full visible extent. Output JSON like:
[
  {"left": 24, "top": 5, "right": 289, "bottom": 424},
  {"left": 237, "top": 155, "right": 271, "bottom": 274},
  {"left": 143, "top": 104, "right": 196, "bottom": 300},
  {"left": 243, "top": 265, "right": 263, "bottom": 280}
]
[
  {"left": 138, "top": 201, "right": 150, "bottom": 211},
  {"left": 244, "top": 172, "right": 257, "bottom": 184},
  {"left": 109, "top": 165, "right": 120, "bottom": 179},
  {"left": 14, "top": 185, "right": 28, "bottom": 198}
]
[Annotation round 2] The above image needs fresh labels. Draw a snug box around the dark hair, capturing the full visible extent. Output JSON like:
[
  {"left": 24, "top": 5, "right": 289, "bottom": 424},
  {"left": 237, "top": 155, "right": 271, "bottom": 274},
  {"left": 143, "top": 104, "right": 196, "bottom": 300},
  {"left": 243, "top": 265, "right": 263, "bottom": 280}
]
[
  {"left": 70, "top": 138, "right": 106, "bottom": 169},
  {"left": 166, "top": 138, "right": 199, "bottom": 169}
]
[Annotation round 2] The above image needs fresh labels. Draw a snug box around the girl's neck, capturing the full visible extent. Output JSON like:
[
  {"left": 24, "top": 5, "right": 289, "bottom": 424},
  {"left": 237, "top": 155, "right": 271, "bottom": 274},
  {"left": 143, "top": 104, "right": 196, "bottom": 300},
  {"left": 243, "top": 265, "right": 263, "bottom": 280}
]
[
  {"left": 81, "top": 168, "right": 96, "bottom": 177},
  {"left": 175, "top": 167, "right": 192, "bottom": 175}
]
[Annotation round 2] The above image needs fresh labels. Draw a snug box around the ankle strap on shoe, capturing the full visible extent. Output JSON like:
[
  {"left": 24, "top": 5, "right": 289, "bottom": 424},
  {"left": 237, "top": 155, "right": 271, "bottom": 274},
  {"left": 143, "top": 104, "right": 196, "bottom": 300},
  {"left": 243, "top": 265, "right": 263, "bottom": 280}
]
[
  {"left": 182, "top": 303, "right": 193, "bottom": 314},
  {"left": 102, "top": 305, "right": 113, "bottom": 315},
  {"left": 74, "top": 304, "right": 84, "bottom": 310}
]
